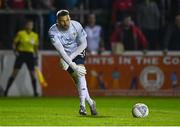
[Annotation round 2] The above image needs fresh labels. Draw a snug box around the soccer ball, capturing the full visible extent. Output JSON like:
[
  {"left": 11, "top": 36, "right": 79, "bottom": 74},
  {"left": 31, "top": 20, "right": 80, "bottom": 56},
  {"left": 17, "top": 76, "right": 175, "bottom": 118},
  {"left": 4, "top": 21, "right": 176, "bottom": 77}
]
[{"left": 132, "top": 103, "right": 149, "bottom": 118}]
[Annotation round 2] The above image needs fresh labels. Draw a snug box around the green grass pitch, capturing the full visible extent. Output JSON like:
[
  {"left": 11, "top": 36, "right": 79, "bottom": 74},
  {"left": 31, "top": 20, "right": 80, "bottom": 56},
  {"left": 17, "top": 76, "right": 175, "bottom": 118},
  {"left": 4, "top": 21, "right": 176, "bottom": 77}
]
[{"left": 0, "top": 96, "right": 180, "bottom": 126}]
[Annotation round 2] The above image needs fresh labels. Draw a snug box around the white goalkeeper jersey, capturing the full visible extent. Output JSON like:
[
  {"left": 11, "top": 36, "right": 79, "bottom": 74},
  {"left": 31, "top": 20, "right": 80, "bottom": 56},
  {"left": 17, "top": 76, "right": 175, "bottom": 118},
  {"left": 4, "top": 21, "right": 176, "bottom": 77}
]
[{"left": 48, "top": 20, "right": 87, "bottom": 56}]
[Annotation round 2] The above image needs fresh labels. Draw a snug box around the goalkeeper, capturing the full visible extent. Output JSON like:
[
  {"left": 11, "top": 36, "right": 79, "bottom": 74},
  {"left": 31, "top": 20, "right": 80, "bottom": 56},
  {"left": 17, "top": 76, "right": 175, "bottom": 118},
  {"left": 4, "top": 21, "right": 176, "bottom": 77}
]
[{"left": 48, "top": 10, "right": 97, "bottom": 116}]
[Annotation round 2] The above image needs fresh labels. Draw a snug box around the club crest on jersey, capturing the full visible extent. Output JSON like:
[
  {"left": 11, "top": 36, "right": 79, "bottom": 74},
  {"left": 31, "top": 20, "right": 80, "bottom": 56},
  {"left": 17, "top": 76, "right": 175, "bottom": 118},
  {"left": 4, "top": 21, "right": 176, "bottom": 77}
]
[{"left": 72, "top": 32, "right": 77, "bottom": 37}]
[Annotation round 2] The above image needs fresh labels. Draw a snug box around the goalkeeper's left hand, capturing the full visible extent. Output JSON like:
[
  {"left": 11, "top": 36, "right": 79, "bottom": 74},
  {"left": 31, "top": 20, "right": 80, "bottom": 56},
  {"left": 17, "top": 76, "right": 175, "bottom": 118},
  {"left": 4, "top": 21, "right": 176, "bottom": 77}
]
[
  {"left": 69, "top": 62, "right": 87, "bottom": 76},
  {"left": 59, "top": 58, "right": 69, "bottom": 70}
]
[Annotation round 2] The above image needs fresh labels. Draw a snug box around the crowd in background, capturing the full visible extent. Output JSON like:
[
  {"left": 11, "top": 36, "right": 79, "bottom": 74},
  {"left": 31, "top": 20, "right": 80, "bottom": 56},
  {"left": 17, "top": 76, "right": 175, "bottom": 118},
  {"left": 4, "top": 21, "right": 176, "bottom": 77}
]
[{"left": 0, "top": 0, "right": 180, "bottom": 54}]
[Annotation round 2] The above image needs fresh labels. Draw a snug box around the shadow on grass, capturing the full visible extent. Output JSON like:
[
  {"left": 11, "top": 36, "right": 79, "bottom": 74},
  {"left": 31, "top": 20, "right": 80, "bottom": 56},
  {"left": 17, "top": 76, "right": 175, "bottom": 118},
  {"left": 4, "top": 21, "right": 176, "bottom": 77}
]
[{"left": 77, "top": 115, "right": 112, "bottom": 118}]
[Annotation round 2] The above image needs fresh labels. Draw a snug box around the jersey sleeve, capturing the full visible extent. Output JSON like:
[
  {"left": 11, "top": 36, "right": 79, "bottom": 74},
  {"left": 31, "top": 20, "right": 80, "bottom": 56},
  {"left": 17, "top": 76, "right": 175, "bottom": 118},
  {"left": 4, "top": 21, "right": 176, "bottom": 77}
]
[
  {"left": 48, "top": 29, "right": 73, "bottom": 66},
  {"left": 69, "top": 21, "right": 87, "bottom": 60},
  {"left": 76, "top": 22, "right": 87, "bottom": 41},
  {"left": 35, "top": 33, "right": 39, "bottom": 46}
]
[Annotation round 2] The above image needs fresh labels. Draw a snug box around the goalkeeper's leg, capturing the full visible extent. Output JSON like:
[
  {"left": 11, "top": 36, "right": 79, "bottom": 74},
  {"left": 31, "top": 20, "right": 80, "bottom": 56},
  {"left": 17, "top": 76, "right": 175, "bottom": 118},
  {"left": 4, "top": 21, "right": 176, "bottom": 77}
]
[
  {"left": 79, "top": 74, "right": 97, "bottom": 115},
  {"left": 67, "top": 53, "right": 97, "bottom": 115},
  {"left": 70, "top": 71, "right": 97, "bottom": 115},
  {"left": 70, "top": 72, "right": 87, "bottom": 115}
]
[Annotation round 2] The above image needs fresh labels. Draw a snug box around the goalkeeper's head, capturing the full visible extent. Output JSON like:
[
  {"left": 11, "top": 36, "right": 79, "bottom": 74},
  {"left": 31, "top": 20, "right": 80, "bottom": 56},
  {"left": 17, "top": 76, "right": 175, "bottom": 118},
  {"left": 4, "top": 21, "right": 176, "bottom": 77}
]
[{"left": 56, "top": 10, "right": 70, "bottom": 30}]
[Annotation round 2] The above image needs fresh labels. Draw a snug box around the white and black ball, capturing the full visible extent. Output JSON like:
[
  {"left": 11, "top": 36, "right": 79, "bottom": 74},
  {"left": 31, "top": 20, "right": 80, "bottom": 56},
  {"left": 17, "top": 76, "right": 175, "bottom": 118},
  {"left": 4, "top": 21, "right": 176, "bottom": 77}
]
[{"left": 132, "top": 103, "right": 149, "bottom": 118}]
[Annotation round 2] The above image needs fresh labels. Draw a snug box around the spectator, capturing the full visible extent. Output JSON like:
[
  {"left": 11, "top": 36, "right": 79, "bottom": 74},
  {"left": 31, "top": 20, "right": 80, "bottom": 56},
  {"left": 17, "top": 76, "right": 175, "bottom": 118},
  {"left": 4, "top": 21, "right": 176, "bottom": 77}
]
[
  {"left": 112, "top": 0, "right": 135, "bottom": 24},
  {"left": 110, "top": 13, "right": 148, "bottom": 54},
  {"left": 7, "top": 0, "right": 32, "bottom": 10},
  {"left": 137, "top": 0, "right": 160, "bottom": 50},
  {"left": 85, "top": 13, "right": 104, "bottom": 55},
  {"left": 45, "top": 0, "right": 56, "bottom": 26},
  {"left": 163, "top": 13, "right": 180, "bottom": 51}
]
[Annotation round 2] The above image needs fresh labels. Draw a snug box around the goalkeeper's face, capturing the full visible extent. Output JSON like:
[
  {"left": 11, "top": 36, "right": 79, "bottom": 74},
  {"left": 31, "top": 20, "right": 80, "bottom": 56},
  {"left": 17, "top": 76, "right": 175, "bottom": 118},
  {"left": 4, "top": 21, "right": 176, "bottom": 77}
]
[{"left": 57, "top": 15, "right": 70, "bottom": 30}]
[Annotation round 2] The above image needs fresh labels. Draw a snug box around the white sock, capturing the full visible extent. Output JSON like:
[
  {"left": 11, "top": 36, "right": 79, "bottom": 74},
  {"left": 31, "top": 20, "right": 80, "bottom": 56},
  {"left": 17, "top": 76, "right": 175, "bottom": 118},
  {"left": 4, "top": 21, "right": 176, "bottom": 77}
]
[
  {"left": 71, "top": 73, "right": 94, "bottom": 107},
  {"left": 79, "top": 76, "right": 93, "bottom": 106},
  {"left": 77, "top": 87, "right": 86, "bottom": 107},
  {"left": 71, "top": 73, "right": 86, "bottom": 107}
]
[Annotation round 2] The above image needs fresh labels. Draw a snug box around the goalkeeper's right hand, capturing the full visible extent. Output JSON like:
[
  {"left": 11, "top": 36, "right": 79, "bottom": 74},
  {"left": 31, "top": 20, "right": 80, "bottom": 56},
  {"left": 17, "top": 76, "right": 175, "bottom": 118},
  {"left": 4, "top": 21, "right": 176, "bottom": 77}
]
[{"left": 70, "top": 62, "right": 87, "bottom": 76}]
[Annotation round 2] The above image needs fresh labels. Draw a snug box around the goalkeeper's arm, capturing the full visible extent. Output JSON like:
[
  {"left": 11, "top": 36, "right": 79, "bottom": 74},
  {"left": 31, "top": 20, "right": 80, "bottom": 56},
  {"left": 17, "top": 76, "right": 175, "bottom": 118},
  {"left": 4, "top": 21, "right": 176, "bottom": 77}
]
[
  {"left": 69, "top": 36, "right": 87, "bottom": 60},
  {"left": 49, "top": 35, "right": 86, "bottom": 76}
]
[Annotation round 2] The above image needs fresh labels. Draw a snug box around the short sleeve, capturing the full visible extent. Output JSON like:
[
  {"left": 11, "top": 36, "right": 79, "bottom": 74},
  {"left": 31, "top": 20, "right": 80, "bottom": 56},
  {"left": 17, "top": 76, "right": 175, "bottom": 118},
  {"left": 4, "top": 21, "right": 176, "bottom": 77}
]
[{"left": 35, "top": 33, "right": 39, "bottom": 46}]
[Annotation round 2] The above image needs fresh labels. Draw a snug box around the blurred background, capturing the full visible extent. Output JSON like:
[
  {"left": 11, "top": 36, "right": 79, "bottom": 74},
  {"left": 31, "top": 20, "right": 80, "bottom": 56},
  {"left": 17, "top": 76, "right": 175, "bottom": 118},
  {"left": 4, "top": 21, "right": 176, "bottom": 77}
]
[{"left": 0, "top": 0, "right": 180, "bottom": 96}]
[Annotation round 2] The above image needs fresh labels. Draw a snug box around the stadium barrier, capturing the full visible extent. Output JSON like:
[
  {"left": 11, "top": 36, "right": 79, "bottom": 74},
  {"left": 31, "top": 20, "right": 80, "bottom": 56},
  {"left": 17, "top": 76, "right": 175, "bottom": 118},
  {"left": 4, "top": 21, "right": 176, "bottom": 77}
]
[
  {"left": 0, "top": 50, "right": 180, "bottom": 96},
  {"left": 41, "top": 51, "right": 180, "bottom": 96},
  {"left": 0, "top": 50, "right": 42, "bottom": 96}
]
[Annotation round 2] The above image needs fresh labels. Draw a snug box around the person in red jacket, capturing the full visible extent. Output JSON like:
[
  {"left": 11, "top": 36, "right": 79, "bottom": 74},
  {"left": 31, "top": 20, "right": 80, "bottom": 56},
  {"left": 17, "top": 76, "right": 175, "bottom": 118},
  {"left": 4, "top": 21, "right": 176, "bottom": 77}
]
[{"left": 111, "top": 13, "right": 148, "bottom": 54}]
